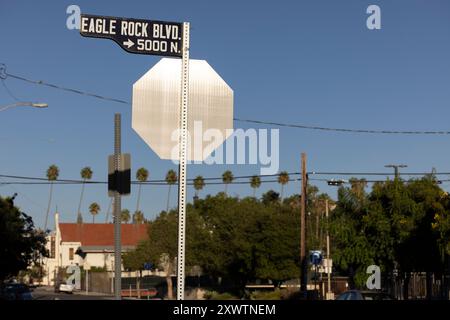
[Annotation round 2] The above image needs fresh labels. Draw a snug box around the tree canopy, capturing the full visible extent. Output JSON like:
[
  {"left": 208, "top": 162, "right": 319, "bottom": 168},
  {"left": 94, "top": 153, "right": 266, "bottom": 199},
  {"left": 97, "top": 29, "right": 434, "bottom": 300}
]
[{"left": 0, "top": 196, "right": 47, "bottom": 281}]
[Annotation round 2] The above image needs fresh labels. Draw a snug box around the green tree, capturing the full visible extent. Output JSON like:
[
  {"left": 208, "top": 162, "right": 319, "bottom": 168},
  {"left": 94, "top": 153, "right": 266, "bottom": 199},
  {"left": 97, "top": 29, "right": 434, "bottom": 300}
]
[
  {"left": 432, "top": 190, "right": 450, "bottom": 256},
  {"left": 250, "top": 175, "right": 261, "bottom": 198},
  {"left": 193, "top": 194, "right": 300, "bottom": 291},
  {"left": 77, "top": 166, "right": 93, "bottom": 224},
  {"left": 121, "top": 209, "right": 131, "bottom": 224},
  {"left": 222, "top": 170, "right": 234, "bottom": 195},
  {"left": 89, "top": 202, "right": 100, "bottom": 223},
  {"left": 0, "top": 196, "right": 47, "bottom": 281},
  {"left": 193, "top": 175, "right": 205, "bottom": 198},
  {"left": 135, "top": 167, "right": 149, "bottom": 214},
  {"left": 165, "top": 170, "right": 178, "bottom": 212},
  {"left": 44, "top": 165, "right": 59, "bottom": 230},
  {"left": 262, "top": 190, "right": 280, "bottom": 205},
  {"left": 144, "top": 211, "right": 177, "bottom": 299},
  {"left": 123, "top": 241, "right": 149, "bottom": 299},
  {"left": 277, "top": 171, "right": 290, "bottom": 200},
  {"left": 328, "top": 179, "right": 376, "bottom": 287}
]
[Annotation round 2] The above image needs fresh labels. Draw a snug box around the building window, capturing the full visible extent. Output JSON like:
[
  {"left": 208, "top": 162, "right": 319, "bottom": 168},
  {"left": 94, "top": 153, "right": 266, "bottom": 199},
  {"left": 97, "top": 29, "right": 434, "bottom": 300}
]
[{"left": 69, "top": 248, "right": 74, "bottom": 261}]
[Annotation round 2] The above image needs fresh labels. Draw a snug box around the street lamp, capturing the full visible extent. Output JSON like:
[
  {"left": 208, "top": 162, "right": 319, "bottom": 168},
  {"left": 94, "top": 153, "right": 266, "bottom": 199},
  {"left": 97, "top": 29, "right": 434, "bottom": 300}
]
[{"left": 0, "top": 102, "right": 48, "bottom": 112}]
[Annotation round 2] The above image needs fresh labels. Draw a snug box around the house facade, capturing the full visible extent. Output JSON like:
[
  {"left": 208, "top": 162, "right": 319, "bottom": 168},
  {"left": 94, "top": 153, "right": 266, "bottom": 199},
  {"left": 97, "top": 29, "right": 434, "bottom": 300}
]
[{"left": 42, "top": 212, "right": 149, "bottom": 286}]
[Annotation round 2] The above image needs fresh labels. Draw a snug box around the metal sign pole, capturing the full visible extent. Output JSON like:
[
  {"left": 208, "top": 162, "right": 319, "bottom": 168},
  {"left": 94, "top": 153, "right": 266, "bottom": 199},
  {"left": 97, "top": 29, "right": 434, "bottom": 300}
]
[
  {"left": 114, "top": 113, "right": 122, "bottom": 300},
  {"left": 176, "top": 22, "right": 190, "bottom": 301}
]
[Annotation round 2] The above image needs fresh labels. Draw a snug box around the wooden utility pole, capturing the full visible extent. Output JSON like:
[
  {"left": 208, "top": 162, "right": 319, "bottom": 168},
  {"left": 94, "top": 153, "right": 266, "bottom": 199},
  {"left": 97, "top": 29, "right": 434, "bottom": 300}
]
[{"left": 300, "top": 152, "right": 308, "bottom": 291}]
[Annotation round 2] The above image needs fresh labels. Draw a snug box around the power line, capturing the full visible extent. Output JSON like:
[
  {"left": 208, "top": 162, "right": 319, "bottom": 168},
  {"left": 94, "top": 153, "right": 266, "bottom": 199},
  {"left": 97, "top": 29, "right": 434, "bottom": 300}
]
[
  {"left": 0, "top": 179, "right": 302, "bottom": 186},
  {"left": 3, "top": 64, "right": 450, "bottom": 135},
  {"left": 308, "top": 171, "right": 450, "bottom": 176},
  {"left": 1, "top": 170, "right": 448, "bottom": 186},
  {"left": 1, "top": 65, "right": 129, "bottom": 105},
  {"left": 233, "top": 118, "right": 450, "bottom": 135},
  {"left": 1, "top": 78, "right": 20, "bottom": 101},
  {"left": 0, "top": 172, "right": 301, "bottom": 183}
]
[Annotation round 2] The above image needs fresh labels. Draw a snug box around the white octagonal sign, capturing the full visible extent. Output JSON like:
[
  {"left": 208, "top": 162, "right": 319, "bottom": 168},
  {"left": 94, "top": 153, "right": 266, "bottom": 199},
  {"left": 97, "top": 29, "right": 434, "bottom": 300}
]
[{"left": 132, "top": 58, "right": 234, "bottom": 161}]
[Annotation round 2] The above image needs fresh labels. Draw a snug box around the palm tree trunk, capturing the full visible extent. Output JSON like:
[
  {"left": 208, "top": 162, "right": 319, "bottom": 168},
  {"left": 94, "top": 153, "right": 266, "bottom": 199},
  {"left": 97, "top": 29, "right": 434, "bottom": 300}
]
[
  {"left": 105, "top": 198, "right": 112, "bottom": 223},
  {"left": 166, "top": 185, "right": 172, "bottom": 212},
  {"left": 77, "top": 180, "right": 86, "bottom": 222},
  {"left": 224, "top": 184, "right": 228, "bottom": 195},
  {"left": 136, "top": 184, "right": 142, "bottom": 213},
  {"left": 280, "top": 185, "right": 284, "bottom": 200},
  {"left": 44, "top": 182, "right": 54, "bottom": 230},
  {"left": 253, "top": 188, "right": 256, "bottom": 197},
  {"left": 92, "top": 215, "right": 95, "bottom": 223}
]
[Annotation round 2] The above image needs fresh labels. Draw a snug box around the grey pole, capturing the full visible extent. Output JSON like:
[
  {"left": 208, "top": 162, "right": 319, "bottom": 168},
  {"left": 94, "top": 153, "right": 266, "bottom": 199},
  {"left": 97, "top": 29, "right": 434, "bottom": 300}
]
[
  {"left": 114, "top": 113, "right": 122, "bottom": 300},
  {"left": 385, "top": 164, "right": 407, "bottom": 179},
  {"left": 326, "top": 199, "right": 331, "bottom": 299},
  {"left": 176, "top": 21, "right": 190, "bottom": 301}
]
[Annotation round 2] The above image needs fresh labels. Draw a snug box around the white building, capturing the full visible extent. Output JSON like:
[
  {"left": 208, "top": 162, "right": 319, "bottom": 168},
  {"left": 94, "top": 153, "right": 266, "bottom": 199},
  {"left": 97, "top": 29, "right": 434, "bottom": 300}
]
[{"left": 42, "top": 213, "right": 149, "bottom": 286}]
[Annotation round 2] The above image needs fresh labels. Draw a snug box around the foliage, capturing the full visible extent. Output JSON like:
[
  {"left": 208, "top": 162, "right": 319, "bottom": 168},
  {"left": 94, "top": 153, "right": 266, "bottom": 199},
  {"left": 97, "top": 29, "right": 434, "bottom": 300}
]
[
  {"left": 89, "top": 202, "right": 100, "bottom": 223},
  {"left": 222, "top": 170, "right": 234, "bottom": 194},
  {"left": 0, "top": 196, "right": 48, "bottom": 281},
  {"left": 135, "top": 167, "right": 149, "bottom": 214},
  {"left": 165, "top": 170, "right": 178, "bottom": 212},
  {"left": 80, "top": 167, "right": 93, "bottom": 180},
  {"left": 330, "top": 177, "right": 448, "bottom": 288},
  {"left": 165, "top": 170, "right": 178, "bottom": 185},
  {"left": 250, "top": 175, "right": 261, "bottom": 197},
  {"left": 46, "top": 165, "right": 59, "bottom": 181},
  {"left": 277, "top": 171, "right": 290, "bottom": 199},
  {"left": 136, "top": 167, "right": 149, "bottom": 182},
  {"left": 133, "top": 210, "right": 145, "bottom": 224},
  {"left": 193, "top": 176, "right": 206, "bottom": 197},
  {"left": 123, "top": 240, "right": 150, "bottom": 272},
  {"left": 121, "top": 209, "right": 131, "bottom": 223}
]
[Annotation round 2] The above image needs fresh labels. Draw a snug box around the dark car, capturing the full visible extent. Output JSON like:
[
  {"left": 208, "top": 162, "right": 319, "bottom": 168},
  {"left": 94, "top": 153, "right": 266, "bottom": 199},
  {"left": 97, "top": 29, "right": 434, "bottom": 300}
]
[
  {"left": 0, "top": 283, "right": 33, "bottom": 301},
  {"left": 336, "top": 290, "right": 395, "bottom": 301}
]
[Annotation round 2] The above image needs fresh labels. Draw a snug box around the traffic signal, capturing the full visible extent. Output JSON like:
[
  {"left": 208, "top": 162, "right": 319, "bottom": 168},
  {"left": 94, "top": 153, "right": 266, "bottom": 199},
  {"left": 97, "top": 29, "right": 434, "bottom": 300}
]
[{"left": 327, "top": 179, "right": 345, "bottom": 186}]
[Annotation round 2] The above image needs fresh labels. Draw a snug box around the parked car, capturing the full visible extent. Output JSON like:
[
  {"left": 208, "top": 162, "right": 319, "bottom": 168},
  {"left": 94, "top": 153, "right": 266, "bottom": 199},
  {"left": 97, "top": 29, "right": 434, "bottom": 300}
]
[
  {"left": 54, "top": 281, "right": 75, "bottom": 294},
  {"left": 336, "top": 290, "right": 395, "bottom": 300},
  {"left": 0, "top": 283, "right": 33, "bottom": 300}
]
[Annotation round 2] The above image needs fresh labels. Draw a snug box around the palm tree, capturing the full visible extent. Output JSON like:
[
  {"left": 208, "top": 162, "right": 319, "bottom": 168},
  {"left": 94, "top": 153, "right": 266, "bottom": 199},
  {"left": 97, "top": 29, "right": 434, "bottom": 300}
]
[
  {"left": 105, "top": 198, "right": 112, "bottom": 223},
  {"left": 44, "top": 165, "right": 59, "bottom": 230},
  {"left": 250, "top": 175, "right": 261, "bottom": 197},
  {"left": 135, "top": 167, "right": 149, "bottom": 213},
  {"left": 89, "top": 202, "right": 101, "bottom": 223},
  {"left": 222, "top": 170, "right": 234, "bottom": 195},
  {"left": 165, "top": 170, "right": 178, "bottom": 212},
  {"left": 121, "top": 209, "right": 131, "bottom": 224},
  {"left": 133, "top": 210, "right": 145, "bottom": 224},
  {"left": 193, "top": 176, "right": 205, "bottom": 198},
  {"left": 278, "top": 171, "right": 290, "bottom": 200},
  {"left": 77, "top": 167, "right": 93, "bottom": 223}
]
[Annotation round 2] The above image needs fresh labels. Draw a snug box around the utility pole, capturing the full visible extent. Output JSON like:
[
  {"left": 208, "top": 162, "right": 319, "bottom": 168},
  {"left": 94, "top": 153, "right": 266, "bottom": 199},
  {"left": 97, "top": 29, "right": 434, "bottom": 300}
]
[
  {"left": 385, "top": 164, "right": 407, "bottom": 179},
  {"left": 325, "top": 199, "right": 333, "bottom": 300},
  {"left": 300, "top": 153, "right": 308, "bottom": 292},
  {"left": 113, "top": 114, "right": 122, "bottom": 300}
]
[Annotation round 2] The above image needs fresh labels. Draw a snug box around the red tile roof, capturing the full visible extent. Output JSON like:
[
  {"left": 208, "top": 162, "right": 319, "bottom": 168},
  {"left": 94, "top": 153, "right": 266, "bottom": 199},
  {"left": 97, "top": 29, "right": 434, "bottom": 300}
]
[{"left": 59, "top": 223, "right": 149, "bottom": 247}]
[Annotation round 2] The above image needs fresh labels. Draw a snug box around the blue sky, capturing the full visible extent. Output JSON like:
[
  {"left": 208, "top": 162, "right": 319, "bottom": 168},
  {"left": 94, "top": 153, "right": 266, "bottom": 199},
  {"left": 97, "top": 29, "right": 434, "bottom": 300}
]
[{"left": 1, "top": 0, "right": 450, "bottom": 228}]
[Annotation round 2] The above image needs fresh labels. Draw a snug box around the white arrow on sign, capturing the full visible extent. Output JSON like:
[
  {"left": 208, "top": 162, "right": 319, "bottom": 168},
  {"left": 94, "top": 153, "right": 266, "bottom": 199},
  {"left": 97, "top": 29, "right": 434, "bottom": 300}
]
[{"left": 123, "top": 39, "right": 134, "bottom": 48}]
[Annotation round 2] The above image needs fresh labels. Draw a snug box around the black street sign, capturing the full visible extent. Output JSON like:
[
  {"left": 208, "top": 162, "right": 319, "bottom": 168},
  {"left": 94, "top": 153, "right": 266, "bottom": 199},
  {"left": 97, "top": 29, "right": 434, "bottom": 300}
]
[
  {"left": 80, "top": 14, "right": 183, "bottom": 58},
  {"left": 108, "top": 154, "right": 131, "bottom": 196}
]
